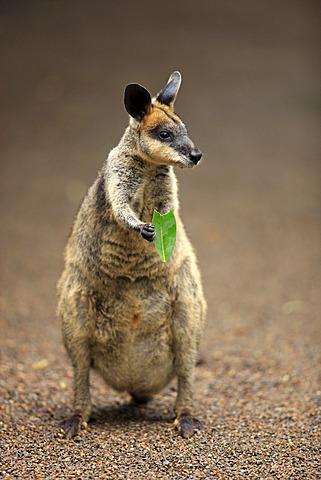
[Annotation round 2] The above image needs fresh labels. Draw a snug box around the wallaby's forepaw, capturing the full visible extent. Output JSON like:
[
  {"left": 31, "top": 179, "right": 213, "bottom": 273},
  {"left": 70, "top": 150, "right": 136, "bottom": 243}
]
[
  {"left": 57, "top": 413, "right": 85, "bottom": 439},
  {"left": 174, "top": 413, "right": 204, "bottom": 438},
  {"left": 141, "top": 223, "right": 156, "bottom": 242}
]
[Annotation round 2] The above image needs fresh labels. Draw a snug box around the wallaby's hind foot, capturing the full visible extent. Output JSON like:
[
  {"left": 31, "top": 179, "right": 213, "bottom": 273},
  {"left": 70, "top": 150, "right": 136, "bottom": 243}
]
[
  {"left": 174, "top": 412, "right": 204, "bottom": 438},
  {"left": 57, "top": 413, "right": 86, "bottom": 439}
]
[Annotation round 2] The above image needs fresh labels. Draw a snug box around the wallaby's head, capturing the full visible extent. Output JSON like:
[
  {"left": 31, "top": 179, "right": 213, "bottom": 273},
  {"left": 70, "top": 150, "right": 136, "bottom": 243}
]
[{"left": 124, "top": 71, "right": 202, "bottom": 168}]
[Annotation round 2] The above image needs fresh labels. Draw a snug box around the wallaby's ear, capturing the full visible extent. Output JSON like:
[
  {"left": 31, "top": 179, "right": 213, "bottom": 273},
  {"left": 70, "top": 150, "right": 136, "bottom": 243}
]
[
  {"left": 124, "top": 84, "right": 152, "bottom": 121},
  {"left": 156, "top": 71, "right": 182, "bottom": 108}
]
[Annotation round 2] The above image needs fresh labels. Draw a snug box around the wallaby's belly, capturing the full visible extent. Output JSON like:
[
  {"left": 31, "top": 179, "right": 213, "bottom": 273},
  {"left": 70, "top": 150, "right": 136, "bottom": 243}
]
[{"left": 90, "top": 277, "right": 175, "bottom": 395}]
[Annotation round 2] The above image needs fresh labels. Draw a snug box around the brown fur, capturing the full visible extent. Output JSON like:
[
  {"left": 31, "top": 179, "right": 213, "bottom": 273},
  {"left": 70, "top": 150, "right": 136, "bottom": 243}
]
[{"left": 57, "top": 72, "right": 206, "bottom": 438}]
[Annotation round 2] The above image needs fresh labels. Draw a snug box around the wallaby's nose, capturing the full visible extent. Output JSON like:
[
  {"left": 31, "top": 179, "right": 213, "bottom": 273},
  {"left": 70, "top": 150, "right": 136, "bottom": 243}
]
[{"left": 189, "top": 149, "right": 202, "bottom": 165}]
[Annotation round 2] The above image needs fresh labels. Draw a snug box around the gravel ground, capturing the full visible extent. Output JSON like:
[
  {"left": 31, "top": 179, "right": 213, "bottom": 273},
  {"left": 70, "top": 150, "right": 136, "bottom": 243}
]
[{"left": 1, "top": 1, "right": 320, "bottom": 478}]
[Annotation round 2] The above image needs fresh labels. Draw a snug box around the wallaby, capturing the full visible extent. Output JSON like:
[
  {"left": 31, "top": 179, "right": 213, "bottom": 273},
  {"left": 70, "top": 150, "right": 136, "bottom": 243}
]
[{"left": 57, "top": 71, "right": 207, "bottom": 439}]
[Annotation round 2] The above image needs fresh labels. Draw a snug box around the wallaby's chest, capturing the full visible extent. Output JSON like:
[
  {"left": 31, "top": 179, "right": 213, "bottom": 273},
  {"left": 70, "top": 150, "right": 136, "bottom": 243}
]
[
  {"left": 129, "top": 171, "right": 171, "bottom": 222},
  {"left": 130, "top": 179, "right": 154, "bottom": 222}
]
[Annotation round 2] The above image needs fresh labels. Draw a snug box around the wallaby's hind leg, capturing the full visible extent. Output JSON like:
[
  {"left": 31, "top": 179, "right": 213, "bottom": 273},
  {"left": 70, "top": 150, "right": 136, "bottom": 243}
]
[
  {"left": 57, "top": 352, "right": 92, "bottom": 438},
  {"left": 57, "top": 288, "right": 92, "bottom": 438},
  {"left": 172, "top": 262, "right": 206, "bottom": 438},
  {"left": 173, "top": 357, "right": 205, "bottom": 438}
]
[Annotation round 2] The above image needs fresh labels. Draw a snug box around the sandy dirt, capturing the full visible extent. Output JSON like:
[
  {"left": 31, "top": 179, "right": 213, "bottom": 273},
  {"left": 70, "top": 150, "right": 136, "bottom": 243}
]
[{"left": 1, "top": 1, "right": 320, "bottom": 478}]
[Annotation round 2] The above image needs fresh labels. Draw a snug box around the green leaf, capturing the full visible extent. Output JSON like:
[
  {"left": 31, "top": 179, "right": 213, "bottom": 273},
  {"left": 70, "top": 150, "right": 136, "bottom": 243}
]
[{"left": 152, "top": 210, "right": 177, "bottom": 262}]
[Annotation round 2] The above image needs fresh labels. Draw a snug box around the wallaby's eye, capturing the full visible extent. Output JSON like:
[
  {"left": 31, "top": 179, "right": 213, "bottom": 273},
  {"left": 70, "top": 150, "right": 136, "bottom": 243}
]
[{"left": 159, "top": 130, "right": 171, "bottom": 141}]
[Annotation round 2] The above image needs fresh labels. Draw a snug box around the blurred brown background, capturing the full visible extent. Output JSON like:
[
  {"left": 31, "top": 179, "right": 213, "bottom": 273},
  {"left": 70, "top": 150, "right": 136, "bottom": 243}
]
[{"left": 1, "top": 1, "right": 320, "bottom": 478}]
